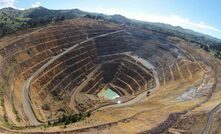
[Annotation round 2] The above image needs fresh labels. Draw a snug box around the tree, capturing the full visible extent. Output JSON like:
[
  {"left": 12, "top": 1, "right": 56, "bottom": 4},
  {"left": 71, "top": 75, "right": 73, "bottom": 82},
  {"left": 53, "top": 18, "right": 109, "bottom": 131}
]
[
  {"left": 48, "top": 121, "right": 51, "bottom": 126},
  {"left": 203, "top": 45, "right": 209, "bottom": 52}
]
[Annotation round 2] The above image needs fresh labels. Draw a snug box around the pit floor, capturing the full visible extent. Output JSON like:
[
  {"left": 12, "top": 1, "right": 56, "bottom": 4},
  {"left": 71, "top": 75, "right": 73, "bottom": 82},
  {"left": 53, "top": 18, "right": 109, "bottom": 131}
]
[{"left": 98, "top": 88, "right": 120, "bottom": 100}]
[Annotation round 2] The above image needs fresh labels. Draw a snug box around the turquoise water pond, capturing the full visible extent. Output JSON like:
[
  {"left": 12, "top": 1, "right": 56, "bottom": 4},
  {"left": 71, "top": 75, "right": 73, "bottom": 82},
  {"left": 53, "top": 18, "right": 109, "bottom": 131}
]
[{"left": 103, "top": 88, "right": 119, "bottom": 100}]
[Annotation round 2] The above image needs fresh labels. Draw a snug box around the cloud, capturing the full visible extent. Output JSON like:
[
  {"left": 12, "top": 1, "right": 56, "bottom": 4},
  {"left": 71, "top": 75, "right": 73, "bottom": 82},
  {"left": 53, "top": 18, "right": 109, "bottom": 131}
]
[
  {"left": 0, "top": 0, "right": 16, "bottom": 8},
  {"left": 86, "top": 7, "right": 221, "bottom": 39},
  {"left": 31, "top": 1, "right": 41, "bottom": 8}
]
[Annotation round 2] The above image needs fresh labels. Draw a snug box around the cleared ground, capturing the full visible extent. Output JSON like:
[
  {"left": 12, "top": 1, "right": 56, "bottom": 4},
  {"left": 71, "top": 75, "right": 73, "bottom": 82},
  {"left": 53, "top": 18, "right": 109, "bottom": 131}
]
[{"left": 0, "top": 18, "right": 220, "bottom": 134}]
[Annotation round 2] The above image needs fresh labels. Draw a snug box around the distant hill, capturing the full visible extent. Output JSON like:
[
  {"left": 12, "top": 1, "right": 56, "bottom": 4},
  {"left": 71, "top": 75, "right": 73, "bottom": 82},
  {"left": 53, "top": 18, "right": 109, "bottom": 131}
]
[
  {"left": 144, "top": 21, "right": 221, "bottom": 46},
  {"left": 0, "top": 7, "right": 88, "bottom": 36},
  {"left": 0, "top": 7, "right": 130, "bottom": 36}
]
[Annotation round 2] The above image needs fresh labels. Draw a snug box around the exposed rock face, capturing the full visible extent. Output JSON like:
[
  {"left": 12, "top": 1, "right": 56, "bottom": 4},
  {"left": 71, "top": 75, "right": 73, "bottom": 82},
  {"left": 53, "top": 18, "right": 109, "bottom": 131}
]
[{"left": 0, "top": 18, "right": 220, "bottom": 134}]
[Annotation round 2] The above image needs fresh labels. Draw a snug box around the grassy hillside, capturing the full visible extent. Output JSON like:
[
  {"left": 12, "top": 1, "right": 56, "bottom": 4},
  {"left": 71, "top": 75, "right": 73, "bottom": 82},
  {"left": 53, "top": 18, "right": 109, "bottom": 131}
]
[
  {"left": 0, "top": 6, "right": 131, "bottom": 36},
  {"left": 0, "top": 7, "right": 88, "bottom": 37}
]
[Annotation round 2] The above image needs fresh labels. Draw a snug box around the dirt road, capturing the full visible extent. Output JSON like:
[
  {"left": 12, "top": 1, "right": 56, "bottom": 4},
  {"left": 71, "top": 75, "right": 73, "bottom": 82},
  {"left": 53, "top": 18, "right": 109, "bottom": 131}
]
[{"left": 22, "top": 30, "right": 124, "bottom": 125}]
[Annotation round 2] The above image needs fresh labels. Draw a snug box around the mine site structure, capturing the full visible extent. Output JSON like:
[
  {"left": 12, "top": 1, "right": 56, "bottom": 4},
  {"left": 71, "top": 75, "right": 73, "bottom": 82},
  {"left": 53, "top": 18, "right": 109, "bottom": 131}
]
[{"left": 0, "top": 18, "right": 221, "bottom": 134}]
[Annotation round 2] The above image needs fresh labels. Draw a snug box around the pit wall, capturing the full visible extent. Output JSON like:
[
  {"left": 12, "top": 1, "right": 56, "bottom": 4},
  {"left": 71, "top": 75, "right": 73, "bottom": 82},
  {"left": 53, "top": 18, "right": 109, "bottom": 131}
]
[{"left": 0, "top": 18, "right": 122, "bottom": 126}]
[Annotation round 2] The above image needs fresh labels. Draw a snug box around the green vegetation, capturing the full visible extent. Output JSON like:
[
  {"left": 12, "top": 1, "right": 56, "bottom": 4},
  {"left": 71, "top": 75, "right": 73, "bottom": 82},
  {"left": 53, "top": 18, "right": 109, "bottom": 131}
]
[
  {"left": 200, "top": 45, "right": 209, "bottom": 52},
  {"left": 0, "top": 6, "right": 220, "bottom": 130},
  {"left": 200, "top": 44, "right": 221, "bottom": 60},
  {"left": 209, "top": 44, "right": 221, "bottom": 59},
  {"left": 52, "top": 112, "right": 91, "bottom": 126},
  {"left": 0, "top": 84, "right": 10, "bottom": 127},
  {"left": 0, "top": 64, "right": 18, "bottom": 127},
  {"left": 0, "top": 7, "right": 130, "bottom": 38},
  {"left": 12, "top": 96, "right": 21, "bottom": 122},
  {"left": 0, "top": 7, "right": 86, "bottom": 37},
  {"left": 0, "top": 83, "right": 11, "bottom": 128},
  {"left": 1, "top": 6, "right": 221, "bottom": 53},
  {"left": 140, "top": 22, "right": 221, "bottom": 47},
  {"left": 215, "top": 51, "right": 221, "bottom": 59},
  {"left": 0, "top": 85, "right": 4, "bottom": 107}
]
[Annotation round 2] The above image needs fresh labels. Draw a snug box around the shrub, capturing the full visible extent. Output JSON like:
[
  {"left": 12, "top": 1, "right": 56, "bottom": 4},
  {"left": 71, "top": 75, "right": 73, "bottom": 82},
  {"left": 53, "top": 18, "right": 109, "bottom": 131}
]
[{"left": 53, "top": 112, "right": 91, "bottom": 126}]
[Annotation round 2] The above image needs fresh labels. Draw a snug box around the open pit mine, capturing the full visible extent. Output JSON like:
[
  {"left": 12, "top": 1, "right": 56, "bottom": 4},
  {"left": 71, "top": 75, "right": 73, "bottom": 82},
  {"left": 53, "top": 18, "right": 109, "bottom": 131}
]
[{"left": 0, "top": 18, "right": 221, "bottom": 134}]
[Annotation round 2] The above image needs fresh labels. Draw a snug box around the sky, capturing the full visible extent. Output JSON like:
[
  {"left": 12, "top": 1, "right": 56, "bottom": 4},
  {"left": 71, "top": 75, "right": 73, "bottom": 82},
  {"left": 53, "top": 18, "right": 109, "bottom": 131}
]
[{"left": 0, "top": 0, "right": 221, "bottom": 39}]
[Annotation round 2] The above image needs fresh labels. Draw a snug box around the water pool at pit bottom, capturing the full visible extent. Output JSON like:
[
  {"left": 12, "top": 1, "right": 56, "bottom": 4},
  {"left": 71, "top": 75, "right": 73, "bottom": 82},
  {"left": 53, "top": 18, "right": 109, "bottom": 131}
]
[{"left": 101, "top": 88, "right": 120, "bottom": 100}]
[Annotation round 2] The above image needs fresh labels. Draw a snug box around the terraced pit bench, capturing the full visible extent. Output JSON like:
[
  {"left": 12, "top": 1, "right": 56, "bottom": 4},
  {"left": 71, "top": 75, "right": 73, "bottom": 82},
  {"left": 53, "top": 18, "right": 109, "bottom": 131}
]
[{"left": 0, "top": 18, "right": 204, "bottom": 128}]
